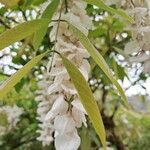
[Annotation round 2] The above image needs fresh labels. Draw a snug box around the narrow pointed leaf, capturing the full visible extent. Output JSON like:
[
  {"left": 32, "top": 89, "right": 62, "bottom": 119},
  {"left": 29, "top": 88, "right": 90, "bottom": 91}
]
[
  {"left": 83, "top": 0, "right": 134, "bottom": 23},
  {"left": 33, "top": 0, "right": 60, "bottom": 50},
  {"left": 61, "top": 55, "right": 106, "bottom": 149},
  {"left": 68, "top": 23, "right": 129, "bottom": 108},
  {"left": 0, "top": 51, "right": 48, "bottom": 98},
  {"left": 0, "top": 19, "right": 49, "bottom": 50},
  {"left": 81, "top": 127, "right": 91, "bottom": 150}
]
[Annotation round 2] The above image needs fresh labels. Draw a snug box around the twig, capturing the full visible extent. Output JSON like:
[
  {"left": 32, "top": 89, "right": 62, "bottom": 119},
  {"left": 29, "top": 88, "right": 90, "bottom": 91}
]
[{"left": 64, "top": 0, "right": 68, "bottom": 13}]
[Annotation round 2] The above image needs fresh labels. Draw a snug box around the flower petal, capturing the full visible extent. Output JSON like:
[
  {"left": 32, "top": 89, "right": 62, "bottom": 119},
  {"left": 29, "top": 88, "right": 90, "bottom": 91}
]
[
  {"left": 55, "top": 130, "right": 80, "bottom": 150},
  {"left": 45, "top": 95, "right": 68, "bottom": 121},
  {"left": 71, "top": 99, "right": 87, "bottom": 114},
  {"left": 54, "top": 114, "right": 75, "bottom": 135},
  {"left": 47, "top": 83, "right": 61, "bottom": 95},
  {"left": 72, "top": 106, "right": 87, "bottom": 128}
]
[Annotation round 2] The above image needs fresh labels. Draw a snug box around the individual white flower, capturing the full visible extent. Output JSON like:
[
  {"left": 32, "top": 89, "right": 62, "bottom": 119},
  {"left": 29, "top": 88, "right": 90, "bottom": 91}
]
[
  {"left": 37, "top": 122, "right": 54, "bottom": 146},
  {"left": 45, "top": 94, "right": 68, "bottom": 121},
  {"left": 54, "top": 114, "right": 75, "bottom": 135},
  {"left": 71, "top": 98, "right": 87, "bottom": 114},
  {"left": 72, "top": 106, "right": 87, "bottom": 128},
  {"left": 55, "top": 129, "right": 80, "bottom": 150},
  {"left": 54, "top": 114, "right": 81, "bottom": 150},
  {"left": 47, "top": 82, "right": 61, "bottom": 95},
  {"left": 124, "top": 40, "right": 140, "bottom": 55}
]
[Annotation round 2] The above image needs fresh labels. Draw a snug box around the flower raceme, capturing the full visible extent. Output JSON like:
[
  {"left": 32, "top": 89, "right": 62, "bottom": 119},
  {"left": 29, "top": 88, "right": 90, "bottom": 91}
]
[
  {"left": 0, "top": 105, "right": 24, "bottom": 136},
  {"left": 36, "top": 0, "right": 92, "bottom": 149},
  {"left": 105, "top": 0, "right": 150, "bottom": 72},
  {"left": 122, "top": 0, "right": 150, "bottom": 72}
]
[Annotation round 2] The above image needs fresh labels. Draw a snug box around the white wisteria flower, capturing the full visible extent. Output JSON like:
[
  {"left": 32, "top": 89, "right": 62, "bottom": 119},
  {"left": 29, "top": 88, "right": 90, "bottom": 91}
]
[
  {"left": 36, "top": 0, "right": 92, "bottom": 149},
  {"left": 124, "top": 0, "right": 150, "bottom": 50},
  {"left": 123, "top": 0, "right": 150, "bottom": 73},
  {"left": 0, "top": 105, "right": 24, "bottom": 136}
]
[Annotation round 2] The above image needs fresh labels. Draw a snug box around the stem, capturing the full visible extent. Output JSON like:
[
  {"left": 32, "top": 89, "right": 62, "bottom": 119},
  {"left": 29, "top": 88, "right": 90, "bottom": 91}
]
[
  {"left": 64, "top": 0, "right": 68, "bottom": 13},
  {"left": 48, "top": 1, "right": 63, "bottom": 72}
]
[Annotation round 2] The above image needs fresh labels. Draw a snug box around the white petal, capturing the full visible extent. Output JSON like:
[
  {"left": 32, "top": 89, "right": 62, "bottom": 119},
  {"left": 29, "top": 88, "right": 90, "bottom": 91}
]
[
  {"left": 62, "top": 14, "right": 89, "bottom": 36},
  {"left": 138, "top": 26, "right": 150, "bottom": 33},
  {"left": 71, "top": 99, "right": 87, "bottom": 114},
  {"left": 79, "top": 60, "right": 90, "bottom": 81},
  {"left": 55, "top": 130, "right": 80, "bottom": 150},
  {"left": 37, "top": 107, "right": 49, "bottom": 114},
  {"left": 61, "top": 80, "right": 77, "bottom": 95},
  {"left": 72, "top": 107, "right": 87, "bottom": 128},
  {"left": 49, "top": 23, "right": 58, "bottom": 41},
  {"left": 38, "top": 101, "right": 50, "bottom": 107},
  {"left": 45, "top": 95, "right": 68, "bottom": 121},
  {"left": 129, "top": 53, "right": 150, "bottom": 62},
  {"left": 124, "top": 40, "right": 140, "bottom": 54},
  {"left": 54, "top": 114, "right": 76, "bottom": 135},
  {"left": 50, "top": 67, "right": 67, "bottom": 76},
  {"left": 35, "top": 95, "right": 43, "bottom": 102},
  {"left": 47, "top": 83, "right": 60, "bottom": 95}
]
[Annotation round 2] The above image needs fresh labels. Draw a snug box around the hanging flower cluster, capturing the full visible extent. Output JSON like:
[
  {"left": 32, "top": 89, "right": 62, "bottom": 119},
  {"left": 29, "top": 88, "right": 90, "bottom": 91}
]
[
  {"left": 0, "top": 105, "right": 24, "bottom": 136},
  {"left": 122, "top": 0, "right": 150, "bottom": 72},
  {"left": 128, "top": 95, "right": 150, "bottom": 113},
  {"left": 36, "top": 0, "right": 92, "bottom": 149},
  {"left": 35, "top": 73, "right": 55, "bottom": 146}
]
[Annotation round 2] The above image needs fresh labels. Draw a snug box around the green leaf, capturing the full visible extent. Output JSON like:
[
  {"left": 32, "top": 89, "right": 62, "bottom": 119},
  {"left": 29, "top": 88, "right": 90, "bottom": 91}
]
[
  {"left": 61, "top": 55, "right": 106, "bottom": 149},
  {"left": 0, "top": 0, "right": 21, "bottom": 8},
  {"left": 33, "top": 0, "right": 60, "bottom": 50},
  {"left": 0, "top": 19, "right": 49, "bottom": 50},
  {"left": 0, "top": 51, "right": 48, "bottom": 98},
  {"left": 112, "top": 59, "right": 127, "bottom": 81},
  {"left": 81, "top": 127, "right": 91, "bottom": 150},
  {"left": 32, "top": 0, "right": 46, "bottom": 6},
  {"left": 68, "top": 22, "right": 129, "bottom": 108},
  {"left": 83, "top": 0, "right": 134, "bottom": 23}
]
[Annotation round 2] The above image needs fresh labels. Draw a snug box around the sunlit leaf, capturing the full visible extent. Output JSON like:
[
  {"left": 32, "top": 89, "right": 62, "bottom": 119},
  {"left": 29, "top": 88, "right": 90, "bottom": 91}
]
[
  {"left": 61, "top": 55, "right": 106, "bottom": 149},
  {"left": 0, "top": 19, "right": 49, "bottom": 50},
  {"left": 0, "top": 51, "right": 48, "bottom": 98},
  {"left": 33, "top": 0, "right": 60, "bottom": 50},
  {"left": 68, "top": 22, "right": 129, "bottom": 108},
  {"left": 83, "top": 0, "right": 134, "bottom": 23},
  {"left": 0, "top": 0, "right": 21, "bottom": 8}
]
